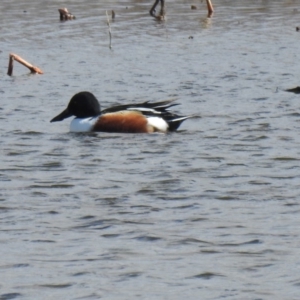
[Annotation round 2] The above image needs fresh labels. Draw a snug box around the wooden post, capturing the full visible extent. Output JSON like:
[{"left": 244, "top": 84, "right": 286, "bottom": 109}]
[
  {"left": 7, "top": 55, "right": 14, "bottom": 76},
  {"left": 7, "top": 53, "right": 43, "bottom": 76}
]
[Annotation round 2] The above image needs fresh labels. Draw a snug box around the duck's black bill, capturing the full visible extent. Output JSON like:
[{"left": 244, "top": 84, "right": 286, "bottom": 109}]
[{"left": 50, "top": 108, "right": 73, "bottom": 122}]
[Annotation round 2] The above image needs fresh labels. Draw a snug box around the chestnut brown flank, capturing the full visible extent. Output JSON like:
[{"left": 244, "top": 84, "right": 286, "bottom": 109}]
[{"left": 93, "top": 111, "right": 154, "bottom": 133}]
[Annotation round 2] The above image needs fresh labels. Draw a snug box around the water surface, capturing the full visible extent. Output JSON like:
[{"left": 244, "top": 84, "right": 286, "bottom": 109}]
[{"left": 1, "top": 1, "right": 300, "bottom": 299}]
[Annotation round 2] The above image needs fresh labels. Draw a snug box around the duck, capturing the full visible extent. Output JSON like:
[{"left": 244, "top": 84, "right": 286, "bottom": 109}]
[{"left": 50, "top": 91, "right": 194, "bottom": 133}]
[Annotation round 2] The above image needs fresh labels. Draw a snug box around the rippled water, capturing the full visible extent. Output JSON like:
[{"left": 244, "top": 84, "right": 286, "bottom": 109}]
[{"left": 1, "top": 0, "right": 300, "bottom": 299}]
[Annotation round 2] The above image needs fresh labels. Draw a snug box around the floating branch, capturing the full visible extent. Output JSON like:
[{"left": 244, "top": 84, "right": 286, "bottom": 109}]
[
  {"left": 7, "top": 53, "right": 43, "bottom": 76},
  {"left": 106, "top": 10, "right": 112, "bottom": 49},
  {"left": 58, "top": 8, "right": 76, "bottom": 20}
]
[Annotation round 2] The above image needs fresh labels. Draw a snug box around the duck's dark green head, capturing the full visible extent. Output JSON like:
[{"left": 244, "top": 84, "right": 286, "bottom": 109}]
[{"left": 50, "top": 91, "right": 101, "bottom": 122}]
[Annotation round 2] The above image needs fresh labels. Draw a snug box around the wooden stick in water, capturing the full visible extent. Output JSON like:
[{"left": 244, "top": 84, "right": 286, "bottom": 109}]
[
  {"left": 106, "top": 11, "right": 112, "bottom": 49},
  {"left": 206, "top": 0, "right": 214, "bottom": 17},
  {"left": 150, "top": 0, "right": 165, "bottom": 20},
  {"left": 7, "top": 53, "right": 43, "bottom": 76},
  {"left": 7, "top": 55, "right": 14, "bottom": 76}
]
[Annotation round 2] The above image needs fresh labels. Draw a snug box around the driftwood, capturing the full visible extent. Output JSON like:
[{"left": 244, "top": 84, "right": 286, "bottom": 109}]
[
  {"left": 58, "top": 8, "right": 75, "bottom": 20},
  {"left": 7, "top": 53, "right": 43, "bottom": 76}
]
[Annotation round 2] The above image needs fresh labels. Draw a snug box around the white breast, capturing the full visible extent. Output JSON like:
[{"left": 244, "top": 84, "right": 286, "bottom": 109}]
[
  {"left": 70, "top": 117, "right": 98, "bottom": 132},
  {"left": 147, "top": 117, "right": 169, "bottom": 132}
]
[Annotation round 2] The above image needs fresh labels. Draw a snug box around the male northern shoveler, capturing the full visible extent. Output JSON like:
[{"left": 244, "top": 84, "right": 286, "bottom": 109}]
[{"left": 50, "top": 91, "right": 194, "bottom": 133}]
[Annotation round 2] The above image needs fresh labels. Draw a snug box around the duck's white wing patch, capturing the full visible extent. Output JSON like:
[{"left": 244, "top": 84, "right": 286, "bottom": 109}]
[
  {"left": 147, "top": 117, "right": 169, "bottom": 132},
  {"left": 127, "top": 107, "right": 161, "bottom": 114},
  {"left": 70, "top": 117, "right": 98, "bottom": 132}
]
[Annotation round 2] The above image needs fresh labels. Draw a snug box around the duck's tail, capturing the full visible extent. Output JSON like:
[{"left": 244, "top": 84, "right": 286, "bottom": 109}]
[{"left": 167, "top": 114, "right": 198, "bottom": 131}]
